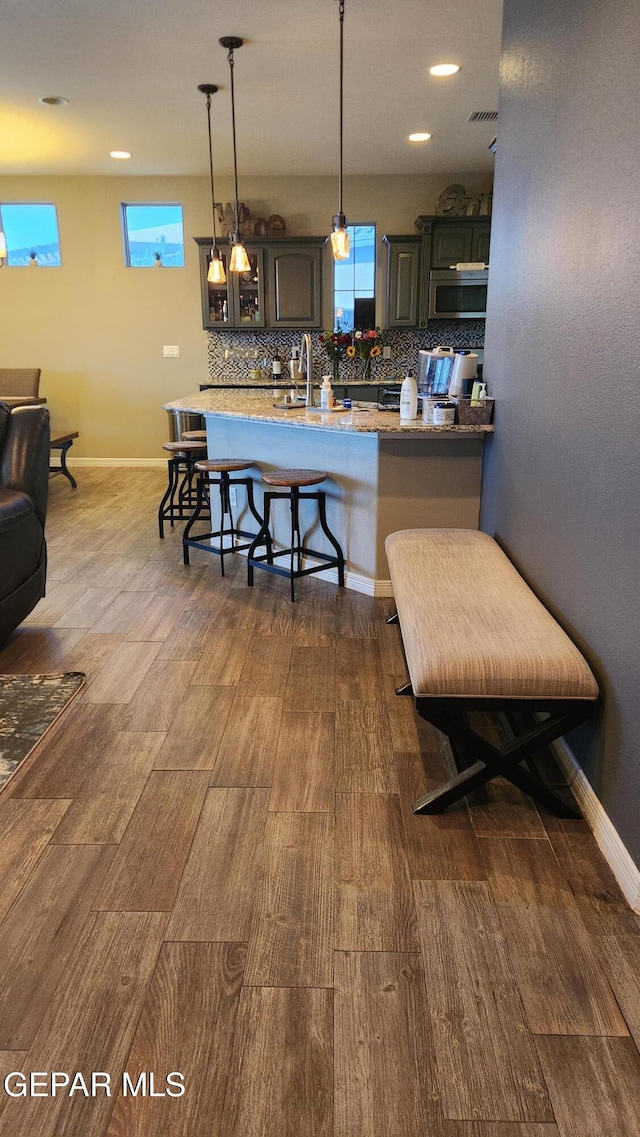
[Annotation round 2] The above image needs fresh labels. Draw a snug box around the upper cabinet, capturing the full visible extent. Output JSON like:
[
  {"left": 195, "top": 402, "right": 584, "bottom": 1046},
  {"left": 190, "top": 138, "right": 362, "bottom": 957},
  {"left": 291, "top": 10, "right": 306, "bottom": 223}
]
[
  {"left": 430, "top": 222, "right": 491, "bottom": 268},
  {"left": 383, "top": 236, "right": 422, "bottom": 328},
  {"left": 383, "top": 215, "right": 491, "bottom": 328},
  {"left": 196, "top": 240, "right": 265, "bottom": 329},
  {"left": 195, "top": 237, "right": 324, "bottom": 331},
  {"left": 267, "top": 240, "right": 324, "bottom": 328}
]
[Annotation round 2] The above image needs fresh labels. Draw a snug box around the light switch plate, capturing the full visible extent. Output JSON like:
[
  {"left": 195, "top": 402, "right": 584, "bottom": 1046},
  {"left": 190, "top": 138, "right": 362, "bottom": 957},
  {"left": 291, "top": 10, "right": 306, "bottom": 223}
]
[
  {"left": 382, "top": 345, "right": 392, "bottom": 360},
  {"left": 163, "top": 345, "right": 180, "bottom": 358}
]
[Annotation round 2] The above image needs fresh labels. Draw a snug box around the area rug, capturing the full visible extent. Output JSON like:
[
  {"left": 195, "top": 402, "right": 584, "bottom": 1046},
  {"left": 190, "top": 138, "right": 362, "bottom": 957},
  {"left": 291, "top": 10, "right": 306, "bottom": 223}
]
[{"left": 0, "top": 673, "right": 85, "bottom": 793}]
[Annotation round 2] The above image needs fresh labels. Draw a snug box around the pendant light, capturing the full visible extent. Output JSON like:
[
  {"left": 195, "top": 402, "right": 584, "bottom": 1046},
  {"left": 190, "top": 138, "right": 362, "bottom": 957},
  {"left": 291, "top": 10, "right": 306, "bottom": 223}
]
[
  {"left": 219, "top": 36, "right": 251, "bottom": 274},
  {"left": 330, "top": 0, "right": 350, "bottom": 261},
  {"left": 198, "top": 83, "right": 227, "bottom": 285}
]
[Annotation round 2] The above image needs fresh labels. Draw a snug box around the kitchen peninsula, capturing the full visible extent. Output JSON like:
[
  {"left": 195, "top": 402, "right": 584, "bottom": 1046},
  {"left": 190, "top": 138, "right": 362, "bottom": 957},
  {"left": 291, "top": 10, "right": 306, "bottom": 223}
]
[{"left": 163, "top": 391, "right": 494, "bottom": 594}]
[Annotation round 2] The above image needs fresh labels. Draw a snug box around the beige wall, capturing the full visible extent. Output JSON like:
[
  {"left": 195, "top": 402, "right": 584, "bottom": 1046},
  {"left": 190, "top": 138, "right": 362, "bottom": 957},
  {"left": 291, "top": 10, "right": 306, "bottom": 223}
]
[{"left": 0, "top": 172, "right": 492, "bottom": 458}]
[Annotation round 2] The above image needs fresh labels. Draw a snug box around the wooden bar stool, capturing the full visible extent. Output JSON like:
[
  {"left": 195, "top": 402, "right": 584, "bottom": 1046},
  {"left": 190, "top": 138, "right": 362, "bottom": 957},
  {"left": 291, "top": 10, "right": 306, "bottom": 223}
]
[
  {"left": 247, "top": 469, "right": 345, "bottom": 601},
  {"left": 181, "top": 429, "right": 207, "bottom": 442},
  {"left": 183, "top": 459, "right": 269, "bottom": 576},
  {"left": 158, "top": 441, "right": 208, "bottom": 538}
]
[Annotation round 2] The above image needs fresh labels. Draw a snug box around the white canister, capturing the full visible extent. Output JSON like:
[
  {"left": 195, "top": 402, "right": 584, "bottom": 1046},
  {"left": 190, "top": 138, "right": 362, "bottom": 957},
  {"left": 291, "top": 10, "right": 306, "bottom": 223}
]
[
  {"left": 422, "top": 396, "right": 441, "bottom": 424},
  {"left": 432, "top": 401, "right": 456, "bottom": 426}
]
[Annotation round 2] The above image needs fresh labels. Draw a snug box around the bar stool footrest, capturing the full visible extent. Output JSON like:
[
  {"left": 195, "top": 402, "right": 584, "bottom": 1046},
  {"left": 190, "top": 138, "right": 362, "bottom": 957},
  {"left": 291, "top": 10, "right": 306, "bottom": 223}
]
[{"left": 185, "top": 527, "right": 264, "bottom": 557}]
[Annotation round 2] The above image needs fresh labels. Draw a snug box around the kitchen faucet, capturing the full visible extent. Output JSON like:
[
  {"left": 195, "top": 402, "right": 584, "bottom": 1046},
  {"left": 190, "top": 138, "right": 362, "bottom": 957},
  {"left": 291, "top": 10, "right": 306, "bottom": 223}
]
[{"left": 301, "top": 333, "right": 314, "bottom": 407}]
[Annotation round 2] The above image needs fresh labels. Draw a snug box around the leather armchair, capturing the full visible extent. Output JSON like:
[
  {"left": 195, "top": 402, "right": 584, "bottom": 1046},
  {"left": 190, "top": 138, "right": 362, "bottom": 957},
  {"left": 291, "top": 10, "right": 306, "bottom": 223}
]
[{"left": 0, "top": 402, "right": 50, "bottom": 644}]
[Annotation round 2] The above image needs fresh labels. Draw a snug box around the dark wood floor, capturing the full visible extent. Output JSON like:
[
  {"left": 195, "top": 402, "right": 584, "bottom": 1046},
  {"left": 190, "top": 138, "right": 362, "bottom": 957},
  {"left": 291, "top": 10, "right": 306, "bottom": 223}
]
[{"left": 0, "top": 467, "right": 639, "bottom": 1137}]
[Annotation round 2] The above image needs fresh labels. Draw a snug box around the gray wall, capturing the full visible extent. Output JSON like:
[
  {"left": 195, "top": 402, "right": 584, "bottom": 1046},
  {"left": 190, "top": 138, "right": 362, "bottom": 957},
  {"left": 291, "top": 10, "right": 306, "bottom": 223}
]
[{"left": 481, "top": 0, "right": 640, "bottom": 864}]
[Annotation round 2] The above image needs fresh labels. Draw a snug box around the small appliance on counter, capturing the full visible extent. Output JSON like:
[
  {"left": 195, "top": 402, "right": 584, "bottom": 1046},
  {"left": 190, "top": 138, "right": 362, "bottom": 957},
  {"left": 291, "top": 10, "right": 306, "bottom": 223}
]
[
  {"left": 417, "top": 347, "right": 456, "bottom": 398},
  {"left": 376, "top": 385, "right": 402, "bottom": 411},
  {"left": 449, "top": 350, "right": 479, "bottom": 397}
]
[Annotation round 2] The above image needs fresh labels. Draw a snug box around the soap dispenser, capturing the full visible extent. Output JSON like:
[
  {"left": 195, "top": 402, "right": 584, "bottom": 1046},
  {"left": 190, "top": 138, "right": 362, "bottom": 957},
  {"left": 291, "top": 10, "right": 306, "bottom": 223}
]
[
  {"left": 320, "top": 376, "right": 334, "bottom": 410},
  {"left": 400, "top": 369, "right": 418, "bottom": 421}
]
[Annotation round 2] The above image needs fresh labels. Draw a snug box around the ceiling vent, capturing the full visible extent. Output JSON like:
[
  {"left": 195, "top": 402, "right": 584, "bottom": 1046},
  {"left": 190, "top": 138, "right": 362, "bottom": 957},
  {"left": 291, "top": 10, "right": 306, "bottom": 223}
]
[{"left": 468, "top": 110, "right": 498, "bottom": 122}]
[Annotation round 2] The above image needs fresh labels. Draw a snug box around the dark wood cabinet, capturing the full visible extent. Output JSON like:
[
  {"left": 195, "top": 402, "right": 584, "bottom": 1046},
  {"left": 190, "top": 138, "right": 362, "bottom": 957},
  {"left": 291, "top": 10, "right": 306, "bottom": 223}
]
[
  {"left": 384, "top": 216, "right": 491, "bottom": 328},
  {"left": 195, "top": 237, "right": 324, "bottom": 331},
  {"left": 429, "top": 221, "right": 490, "bottom": 269},
  {"left": 267, "top": 240, "right": 324, "bottom": 328},
  {"left": 195, "top": 240, "right": 265, "bottom": 329},
  {"left": 383, "top": 236, "right": 422, "bottom": 327},
  {"left": 431, "top": 226, "right": 473, "bottom": 269},
  {"left": 472, "top": 225, "right": 491, "bottom": 264}
]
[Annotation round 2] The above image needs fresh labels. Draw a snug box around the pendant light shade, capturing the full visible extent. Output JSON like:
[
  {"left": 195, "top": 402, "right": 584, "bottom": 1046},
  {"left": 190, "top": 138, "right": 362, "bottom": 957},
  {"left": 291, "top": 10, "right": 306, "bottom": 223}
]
[
  {"left": 329, "top": 0, "right": 350, "bottom": 261},
  {"left": 198, "top": 83, "right": 227, "bottom": 286},
  {"left": 219, "top": 36, "right": 250, "bottom": 274},
  {"left": 331, "top": 219, "right": 350, "bottom": 260},
  {"left": 207, "top": 249, "right": 227, "bottom": 284},
  {"left": 229, "top": 239, "right": 251, "bottom": 273}
]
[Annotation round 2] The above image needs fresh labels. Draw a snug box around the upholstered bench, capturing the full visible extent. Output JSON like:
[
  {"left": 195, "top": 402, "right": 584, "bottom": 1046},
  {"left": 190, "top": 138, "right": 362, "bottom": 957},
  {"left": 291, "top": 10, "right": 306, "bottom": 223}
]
[{"left": 385, "top": 528, "right": 599, "bottom": 816}]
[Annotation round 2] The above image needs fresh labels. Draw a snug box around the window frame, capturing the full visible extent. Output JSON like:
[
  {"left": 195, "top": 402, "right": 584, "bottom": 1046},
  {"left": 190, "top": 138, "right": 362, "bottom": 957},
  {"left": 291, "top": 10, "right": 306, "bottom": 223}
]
[
  {"left": 0, "top": 201, "right": 62, "bottom": 267},
  {"left": 121, "top": 202, "right": 185, "bottom": 268},
  {"left": 333, "top": 221, "right": 377, "bottom": 330}
]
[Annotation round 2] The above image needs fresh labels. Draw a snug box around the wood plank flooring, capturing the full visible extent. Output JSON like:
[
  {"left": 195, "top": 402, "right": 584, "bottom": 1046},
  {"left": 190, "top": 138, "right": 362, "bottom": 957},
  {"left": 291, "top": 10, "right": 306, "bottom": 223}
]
[{"left": 0, "top": 468, "right": 638, "bottom": 1136}]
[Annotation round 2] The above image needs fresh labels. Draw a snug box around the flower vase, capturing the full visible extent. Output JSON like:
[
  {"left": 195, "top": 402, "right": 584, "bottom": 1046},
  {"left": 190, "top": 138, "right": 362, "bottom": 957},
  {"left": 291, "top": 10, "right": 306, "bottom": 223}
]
[
  {"left": 361, "top": 356, "right": 372, "bottom": 382},
  {"left": 332, "top": 359, "right": 341, "bottom": 385}
]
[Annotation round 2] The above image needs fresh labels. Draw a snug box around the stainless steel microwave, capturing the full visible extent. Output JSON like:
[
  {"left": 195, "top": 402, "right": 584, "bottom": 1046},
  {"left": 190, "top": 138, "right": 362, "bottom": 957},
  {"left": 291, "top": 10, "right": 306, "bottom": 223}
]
[{"left": 428, "top": 268, "right": 489, "bottom": 319}]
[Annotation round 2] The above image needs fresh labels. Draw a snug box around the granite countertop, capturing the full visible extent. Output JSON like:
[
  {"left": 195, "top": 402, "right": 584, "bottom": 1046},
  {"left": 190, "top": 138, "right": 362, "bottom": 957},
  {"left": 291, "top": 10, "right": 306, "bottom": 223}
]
[{"left": 163, "top": 391, "right": 495, "bottom": 436}]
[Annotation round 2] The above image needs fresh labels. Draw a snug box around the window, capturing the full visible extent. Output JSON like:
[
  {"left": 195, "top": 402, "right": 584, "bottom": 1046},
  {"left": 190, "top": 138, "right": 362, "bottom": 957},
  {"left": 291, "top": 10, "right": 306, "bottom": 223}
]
[
  {"left": 0, "top": 203, "right": 61, "bottom": 266},
  {"left": 122, "top": 204, "right": 185, "bottom": 267},
  {"left": 333, "top": 223, "right": 376, "bottom": 329}
]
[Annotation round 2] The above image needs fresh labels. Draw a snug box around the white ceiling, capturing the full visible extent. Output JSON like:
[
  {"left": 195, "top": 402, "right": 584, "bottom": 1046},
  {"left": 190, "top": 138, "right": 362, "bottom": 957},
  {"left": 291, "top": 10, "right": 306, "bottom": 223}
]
[{"left": 1, "top": 0, "right": 503, "bottom": 177}]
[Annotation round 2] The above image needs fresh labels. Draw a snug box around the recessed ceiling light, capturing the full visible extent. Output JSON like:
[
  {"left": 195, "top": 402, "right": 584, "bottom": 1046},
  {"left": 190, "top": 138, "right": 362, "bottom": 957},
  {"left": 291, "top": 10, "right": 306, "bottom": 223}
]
[
  {"left": 110, "top": 151, "right": 131, "bottom": 160},
  {"left": 409, "top": 132, "right": 432, "bottom": 143},
  {"left": 39, "top": 96, "right": 69, "bottom": 106},
  {"left": 429, "top": 63, "right": 460, "bottom": 76}
]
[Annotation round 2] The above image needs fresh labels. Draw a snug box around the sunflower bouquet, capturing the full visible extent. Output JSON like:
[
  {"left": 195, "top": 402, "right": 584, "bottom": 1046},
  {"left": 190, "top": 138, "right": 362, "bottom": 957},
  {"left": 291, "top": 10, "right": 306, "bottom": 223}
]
[
  {"left": 346, "top": 328, "right": 383, "bottom": 380},
  {"left": 319, "top": 326, "right": 352, "bottom": 383}
]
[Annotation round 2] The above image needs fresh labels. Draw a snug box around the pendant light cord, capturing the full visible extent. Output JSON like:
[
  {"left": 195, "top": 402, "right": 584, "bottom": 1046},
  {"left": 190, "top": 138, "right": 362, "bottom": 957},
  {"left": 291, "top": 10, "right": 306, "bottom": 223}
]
[
  {"left": 338, "top": 0, "right": 345, "bottom": 218},
  {"left": 205, "top": 92, "right": 219, "bottom": 247},
  {"left": 227, "top": 47, "right": 241, "bottom": 236}
]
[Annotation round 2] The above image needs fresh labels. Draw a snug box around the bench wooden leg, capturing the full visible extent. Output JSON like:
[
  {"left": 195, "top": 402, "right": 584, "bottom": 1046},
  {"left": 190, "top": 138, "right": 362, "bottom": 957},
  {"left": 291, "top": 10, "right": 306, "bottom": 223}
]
[{"left": 412, "top": 703, "right": 587, "bottom": 818}]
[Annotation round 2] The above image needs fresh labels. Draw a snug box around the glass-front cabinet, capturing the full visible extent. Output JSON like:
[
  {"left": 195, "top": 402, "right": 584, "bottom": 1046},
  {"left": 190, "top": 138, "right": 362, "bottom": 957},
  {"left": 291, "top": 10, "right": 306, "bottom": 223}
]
[
  {"left": 234, "top": 250, "right": 265, "bottom": 326},
  {"left": 196, "top": 240, "right": 265, "bottom": 329},
  {"left": 195, "top": 237, "right": 326, "bottom": 331}
]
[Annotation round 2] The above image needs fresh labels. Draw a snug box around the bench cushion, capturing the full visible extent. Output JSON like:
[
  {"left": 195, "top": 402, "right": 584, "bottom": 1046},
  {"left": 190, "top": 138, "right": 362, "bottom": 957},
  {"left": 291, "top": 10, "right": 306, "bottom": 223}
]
[{"left": 385, "top": 529, "right": 599, "bottom": 700}]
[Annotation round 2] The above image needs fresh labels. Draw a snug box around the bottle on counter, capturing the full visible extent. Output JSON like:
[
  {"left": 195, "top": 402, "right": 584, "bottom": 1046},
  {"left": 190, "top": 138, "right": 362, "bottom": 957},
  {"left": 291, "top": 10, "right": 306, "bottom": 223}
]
[
  {"left": 320, "top": 376, "right": 334, "bottom": 410},
  {"left": 272, "top": 352, "right": 282, "bottom": 380},
  {"left": 400, "top": 370, "right": 418, "bottom": 421}
]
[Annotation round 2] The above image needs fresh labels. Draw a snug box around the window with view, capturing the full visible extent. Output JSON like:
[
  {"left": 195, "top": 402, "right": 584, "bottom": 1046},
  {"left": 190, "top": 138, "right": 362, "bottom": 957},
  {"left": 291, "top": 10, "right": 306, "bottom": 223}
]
[
  {"left": 122, "top": 204, "right": 185, "bottom": 267},
  {"left": 333, "top": 223, "right": 376, "bottom": 329},
  {"left": 0, "top": 203, "right": 61, "bottom": 266}
]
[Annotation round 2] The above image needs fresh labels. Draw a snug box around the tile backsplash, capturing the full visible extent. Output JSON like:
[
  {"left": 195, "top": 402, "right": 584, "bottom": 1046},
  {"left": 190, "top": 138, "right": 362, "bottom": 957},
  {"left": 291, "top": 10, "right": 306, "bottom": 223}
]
[{"left": 206, "top": 322, "right": 484, "bottom": 383}]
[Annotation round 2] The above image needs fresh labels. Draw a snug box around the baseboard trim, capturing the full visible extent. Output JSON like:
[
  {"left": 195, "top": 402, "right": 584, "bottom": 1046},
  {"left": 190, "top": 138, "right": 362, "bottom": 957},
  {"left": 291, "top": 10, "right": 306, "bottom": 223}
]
[
  {"left": 308, "top": 564, "right": 394, "bottom": 597},
  {"left": 551, "top": 736, "right": 640, "bottom": 913},
  {"left": 67, "top": 458, "right": 166, "bottom": 468}
]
